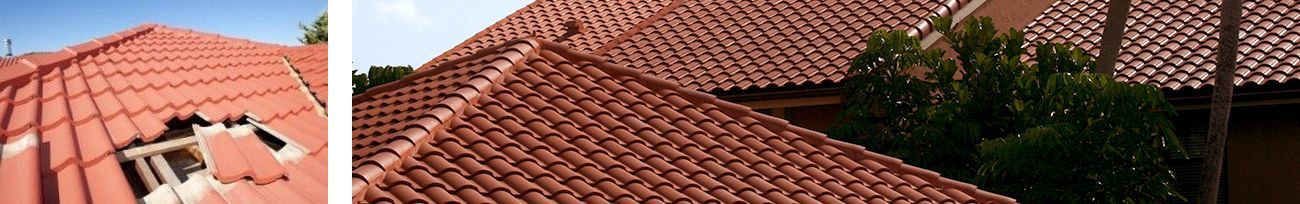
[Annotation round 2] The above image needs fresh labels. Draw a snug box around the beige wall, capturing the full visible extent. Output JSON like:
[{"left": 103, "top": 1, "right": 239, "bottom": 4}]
[
  {"left": 1225, "top": 105, "right": 1300, "bottom": 203},
  {"left": 752, "top": 103, "right": 843, "bottom": 132}
]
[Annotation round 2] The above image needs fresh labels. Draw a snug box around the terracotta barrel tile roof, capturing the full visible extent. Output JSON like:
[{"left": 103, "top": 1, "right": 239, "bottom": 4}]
[
  {"left": 418, "top": 0, "right": 675, "bottom": 68},
  {"left": 1024, "top": 0, "right": 1300, "bottom": 90},
  {"left": 0, "top": 24, "right": 326, "bottom": 203},
  {"left": 0, "top": 57, "right": 21, "bottom": 68},
  {"left": 282, "top": 44, "right": 328, "bottom": 107},
  {"left": 603, "top": 0, "right": 971, "bottom": 92},
  {"left": 351, "top": 38, "right": 1014, "bottom": 203},
  {"left": 422, "top": 0, "right": 975, "bottom": 93}
]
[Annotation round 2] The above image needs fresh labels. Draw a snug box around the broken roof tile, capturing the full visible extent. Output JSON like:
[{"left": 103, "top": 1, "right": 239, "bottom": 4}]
[{"left": 0, "top": 24, "right": 327, "bottom": 204}]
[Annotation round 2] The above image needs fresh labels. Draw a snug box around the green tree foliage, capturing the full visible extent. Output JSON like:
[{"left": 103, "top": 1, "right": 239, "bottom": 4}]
[
  {"left": 828, "top": 16, "right": 1185, "bottom": 203},
  {"left": 353, "top": 65, "right": 414, "bottom": 94},
  {"left": 299, "top": 12, "right": 328, "bottom": 44}
]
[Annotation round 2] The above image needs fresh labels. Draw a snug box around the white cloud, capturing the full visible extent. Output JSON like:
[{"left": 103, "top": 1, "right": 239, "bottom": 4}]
[{"left": 374, "top": 0, "right": 433, "bottom": 27}]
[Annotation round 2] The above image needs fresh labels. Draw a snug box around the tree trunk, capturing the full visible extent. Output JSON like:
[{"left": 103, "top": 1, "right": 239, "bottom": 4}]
[
  {"left": 1199, "top": 0, "right": 1243, "bottom": 203},
  {"left": 1096, "top": 0, "right": 1132, "bottom": 77}
]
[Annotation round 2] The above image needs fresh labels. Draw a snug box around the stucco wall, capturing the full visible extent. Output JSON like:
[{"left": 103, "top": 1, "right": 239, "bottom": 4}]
[{"left": 1224, "top": 105, "right": 1300, "bottom": 203}]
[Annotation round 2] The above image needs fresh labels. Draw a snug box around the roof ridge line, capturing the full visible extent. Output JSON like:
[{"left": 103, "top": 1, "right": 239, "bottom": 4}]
[
  {"left": 0, "top": 23, "right": 292, "bottom": 85},
  {"left": 417, "top": 0, "right": 547, "bottom": 69},
  {"left": 354, "top": 38, "right": 547, "bottom": 100},
  {"left": 351, "top": 38, "right": 545, "bottom": 198},
  {"left": 0, "top": 24, "right": 157, "bottom": 84},
  {"left": 591, "top": 0, "right": 692, "bottom": 56},
  {"left": 152, "top": 25, "right": 288, "bottom": 49}
]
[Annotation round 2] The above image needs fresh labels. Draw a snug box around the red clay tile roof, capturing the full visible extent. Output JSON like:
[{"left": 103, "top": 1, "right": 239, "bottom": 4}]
[
  {"left": 423, "top": 0, "right": 976, "bottom": 93},
  {"left": 0, "top": 57, "right": 22, "bottom": 68},
  {"left": 603, "top": 0, "right": 973, "bottom": 92},
  {"left": 283, "top": 44, "right": 328, "bottom": 107},
  {"left": 351, "top": 38, "right": 1014, "bottom": 203},
  {"left": 0, "top": 24, "right": 326, "bottom": 203},
  {"left": 1024, "top": 0, "right": 1300, "bottom": 90},
  {"left": 418, "top": 0, "right": 675, "bottom": 68}
]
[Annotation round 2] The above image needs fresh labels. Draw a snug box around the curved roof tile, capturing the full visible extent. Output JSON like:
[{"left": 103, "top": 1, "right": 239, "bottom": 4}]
[
  {"left": 1024, "top": 0, "right": 1300, "bottom": 90},
  {"left": 351, "top": 38, "right": 1014, "bottom": 203},
  {"left": 0, "top": 24, "right": 327, "bottom": 204}
]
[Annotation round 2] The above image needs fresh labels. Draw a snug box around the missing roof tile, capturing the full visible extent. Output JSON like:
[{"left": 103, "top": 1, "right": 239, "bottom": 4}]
[
  {"left": 115, "top": 128, "right": 203, "bottom": 199},
  {"left": 251, "top": 127, "right": 287, "bottom": 151}
]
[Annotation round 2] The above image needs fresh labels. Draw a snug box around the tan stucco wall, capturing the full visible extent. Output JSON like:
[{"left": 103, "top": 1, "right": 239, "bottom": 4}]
[{"left": 1225, "top": 105, "right": 1300, "bottom": 203}]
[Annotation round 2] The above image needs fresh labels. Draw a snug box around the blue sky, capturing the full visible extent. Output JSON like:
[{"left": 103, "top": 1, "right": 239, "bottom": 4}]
[
  {"left": 0, "top": 1, "right": 326, "bottom": 55},
  {"left": 354, "top": 0, "right": 531, "bottom": 71}
]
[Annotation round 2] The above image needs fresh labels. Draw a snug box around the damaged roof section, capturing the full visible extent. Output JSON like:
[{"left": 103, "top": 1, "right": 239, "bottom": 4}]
[
  {"left": 0, "top": 24, "right": 326, "bottom": 204},
  {"left": 351, "top": 38, "right": 1014, "bottom": 203}
]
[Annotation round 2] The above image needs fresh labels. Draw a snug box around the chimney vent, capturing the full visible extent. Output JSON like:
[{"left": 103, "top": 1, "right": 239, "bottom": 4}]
[{"left": 4, "top": 39, "right": 11, "bottom": 57}]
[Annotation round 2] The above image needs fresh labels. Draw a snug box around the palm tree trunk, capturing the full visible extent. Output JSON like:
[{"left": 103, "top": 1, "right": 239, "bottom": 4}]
[
  {"left": 1096, "top": 0, "right": 1132, "bottom": 77},
  {"left": 1199, "top": 0, "right": 1243, "bottom": 203}
]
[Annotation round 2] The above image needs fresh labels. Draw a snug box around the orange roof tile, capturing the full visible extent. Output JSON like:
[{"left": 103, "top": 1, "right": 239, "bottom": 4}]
[
  {"left": 0, "top": 24, "right": 326, "bottom": 203},
  {"left": 423, "top": 0, "right": 975, "bottom": 93},
  {"left": 1024, "top": 0, "right": 1300, "bottom": 90},
  {"left": 0, "top": 57, "right": 22, "bottom": 68},
  {"left": 351, "top": 38, "right": 1014, "bottom": 203}
]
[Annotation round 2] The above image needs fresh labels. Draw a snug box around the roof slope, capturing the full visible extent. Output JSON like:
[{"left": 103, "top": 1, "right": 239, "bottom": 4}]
[
  {"left": 283, "top": 44, "right": 329, "bottom": 107},
  {"left": 351, "top": 38, "right": 1014, "bottom": 203},
  {"left": 418, "top": 0, "right": 675, "bottom": 68},
  {"left": 0, "top": 57, "right": 21, "bottom": 68},
  {"left": 603, "top": 0, "right": 972, "bottom": 92},
  {"left": 1024, "top": 0, "right": 1300, "bottom": 90},
  {"left": 0, "top": 24, "right": 326, "bottom": 203},
  {"left": 423, "top": 0, "right": 976, "bottom": 93}
]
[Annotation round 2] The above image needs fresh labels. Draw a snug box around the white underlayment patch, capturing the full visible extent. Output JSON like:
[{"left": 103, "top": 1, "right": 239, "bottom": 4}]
[
  {"left": 1, "top": 132, "right": 37, "bottom": 159},
  {"left": 228, "top": 125, "right": 255, "bottom": 139},
  {"left": 174, "top": 175, "right": 219, "bottom": 203}
]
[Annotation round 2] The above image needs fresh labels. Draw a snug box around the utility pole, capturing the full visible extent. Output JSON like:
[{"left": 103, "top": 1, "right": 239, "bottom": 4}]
[
  {"left": 1096, "top": 0, "right": 1132, "bottom": 77},
  {"left": 1200, "top": 0, "right": 1243, "bottom": 203}
]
